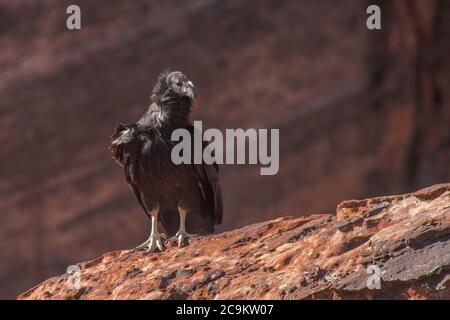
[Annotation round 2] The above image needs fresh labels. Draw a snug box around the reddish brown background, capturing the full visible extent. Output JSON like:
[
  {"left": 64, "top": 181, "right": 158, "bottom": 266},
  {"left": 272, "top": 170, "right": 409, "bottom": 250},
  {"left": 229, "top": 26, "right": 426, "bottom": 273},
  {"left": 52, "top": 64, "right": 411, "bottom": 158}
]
[{"left": 0, "top": 0, "right": 449, "bottom": 299}]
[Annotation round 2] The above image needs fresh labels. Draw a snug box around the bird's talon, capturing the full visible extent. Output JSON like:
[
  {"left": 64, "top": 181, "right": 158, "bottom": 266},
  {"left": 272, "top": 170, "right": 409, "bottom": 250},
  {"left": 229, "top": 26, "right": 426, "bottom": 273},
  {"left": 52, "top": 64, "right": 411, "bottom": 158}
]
[
  {"left": 135, "top": 233, "right": 165, "bottom": 252},
  {"left": 167, "top": 231, "right": 198, "bottom": 247}
]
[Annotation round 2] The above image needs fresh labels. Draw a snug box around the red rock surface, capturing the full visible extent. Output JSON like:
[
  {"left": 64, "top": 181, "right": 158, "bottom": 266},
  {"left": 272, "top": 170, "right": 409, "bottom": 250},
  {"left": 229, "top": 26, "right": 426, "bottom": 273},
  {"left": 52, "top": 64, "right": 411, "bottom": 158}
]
[
  {"left": 1, "top": 0, "right": 449, "bottom": 299},
  {"left": 18, "top": 184, "right": 450, "bottom": 300}
]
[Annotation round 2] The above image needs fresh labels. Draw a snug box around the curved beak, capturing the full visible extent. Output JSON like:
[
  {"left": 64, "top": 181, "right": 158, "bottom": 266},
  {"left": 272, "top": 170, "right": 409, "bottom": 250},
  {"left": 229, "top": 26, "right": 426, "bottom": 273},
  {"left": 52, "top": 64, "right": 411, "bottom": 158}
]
[{"left": 184, "top": 81, "right": 196, "bottom": 99}]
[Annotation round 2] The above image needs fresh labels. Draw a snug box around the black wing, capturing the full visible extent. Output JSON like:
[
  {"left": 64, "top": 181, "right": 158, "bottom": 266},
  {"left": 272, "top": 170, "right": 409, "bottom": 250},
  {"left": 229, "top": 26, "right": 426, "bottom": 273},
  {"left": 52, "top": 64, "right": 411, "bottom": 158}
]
[
  {"left": 111, "top": 123, "right": 223, "bottom": 232},
  {"left": 110, "top": 123, "right": 151, "bottom": 214},
  {"left": 186, "top": 125, "right": 223, "bottom": 225}
]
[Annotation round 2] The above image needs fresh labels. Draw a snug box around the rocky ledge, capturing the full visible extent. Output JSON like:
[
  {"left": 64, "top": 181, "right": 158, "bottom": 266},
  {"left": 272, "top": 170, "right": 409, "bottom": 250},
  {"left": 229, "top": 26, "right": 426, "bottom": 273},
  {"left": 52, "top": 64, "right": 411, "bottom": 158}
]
[{"left": 19, "top": 184, "right": 450, "bottom": 300}]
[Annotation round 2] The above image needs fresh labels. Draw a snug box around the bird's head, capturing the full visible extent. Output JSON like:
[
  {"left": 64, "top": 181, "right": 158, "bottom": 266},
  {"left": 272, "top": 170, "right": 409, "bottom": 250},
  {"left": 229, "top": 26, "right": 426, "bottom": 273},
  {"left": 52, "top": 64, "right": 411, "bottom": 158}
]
[
  {"left": 167, "top": 71, "right": 196, "bottom": 100},
  {"left": 151, "top": 70, "right": 196, "bottom": 105}
]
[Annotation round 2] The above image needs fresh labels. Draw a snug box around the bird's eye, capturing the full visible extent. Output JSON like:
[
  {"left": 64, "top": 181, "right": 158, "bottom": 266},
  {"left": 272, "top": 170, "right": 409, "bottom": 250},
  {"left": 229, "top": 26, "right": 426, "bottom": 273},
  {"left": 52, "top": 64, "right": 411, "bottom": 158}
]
[{"left": 176, "top": 81, "right": 182, "bottom": 87}]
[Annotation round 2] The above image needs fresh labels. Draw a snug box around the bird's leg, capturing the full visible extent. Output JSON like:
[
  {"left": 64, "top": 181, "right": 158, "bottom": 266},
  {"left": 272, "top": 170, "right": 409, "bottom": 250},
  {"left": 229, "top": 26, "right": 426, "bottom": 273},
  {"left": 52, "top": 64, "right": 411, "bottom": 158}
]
[
  {"left": 134, "top": 208, "right": 166, "bottom": 252},
  {"left": 167, "top": 207, "right": 198, "bottom": 247}
]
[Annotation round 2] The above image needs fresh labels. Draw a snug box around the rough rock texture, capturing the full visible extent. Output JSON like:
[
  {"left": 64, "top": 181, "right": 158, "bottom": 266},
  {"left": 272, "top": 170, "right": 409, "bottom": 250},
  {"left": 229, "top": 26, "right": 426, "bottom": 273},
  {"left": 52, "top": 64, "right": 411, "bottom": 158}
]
[
  {"left": 2, "top": 0, "right": 450, "bottom": 298},
  {"left": 18, "top": 184, "right": 450, "bottom": 300}
]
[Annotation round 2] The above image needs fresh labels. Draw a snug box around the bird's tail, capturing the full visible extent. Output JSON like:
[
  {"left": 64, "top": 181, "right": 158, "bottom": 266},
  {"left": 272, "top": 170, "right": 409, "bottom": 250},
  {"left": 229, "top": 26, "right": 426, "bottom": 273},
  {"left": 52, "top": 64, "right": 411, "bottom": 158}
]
[
  {"left": 186, "top": 210, "right": 214, "bottom": 235},
  {"left": 158, "top": 209, "right": 180, "bottom": 237},
  {"left": 158, "top": 208, "right": 214, "bottom": 237}
]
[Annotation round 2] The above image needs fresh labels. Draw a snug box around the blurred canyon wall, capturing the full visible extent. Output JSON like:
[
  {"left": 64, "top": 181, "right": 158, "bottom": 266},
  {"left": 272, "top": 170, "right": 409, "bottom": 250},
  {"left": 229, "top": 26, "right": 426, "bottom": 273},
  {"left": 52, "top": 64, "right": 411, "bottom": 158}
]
[{"left": 0, "top": 0, "right": 449, "bottom": 298}]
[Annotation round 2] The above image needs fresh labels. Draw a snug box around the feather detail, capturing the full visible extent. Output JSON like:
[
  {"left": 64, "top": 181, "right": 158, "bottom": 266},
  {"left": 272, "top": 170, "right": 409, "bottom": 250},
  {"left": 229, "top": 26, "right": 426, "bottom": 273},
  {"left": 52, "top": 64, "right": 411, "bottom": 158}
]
[{"left": 109, "top": 123, "right": 137, "bottom": 166}]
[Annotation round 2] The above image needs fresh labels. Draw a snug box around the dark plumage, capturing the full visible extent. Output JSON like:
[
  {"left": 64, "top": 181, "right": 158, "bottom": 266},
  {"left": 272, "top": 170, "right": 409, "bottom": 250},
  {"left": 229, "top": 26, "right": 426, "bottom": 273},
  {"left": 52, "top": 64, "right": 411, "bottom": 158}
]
[{"left": 110, "top": 70, "right": 222, "bottom": 251}]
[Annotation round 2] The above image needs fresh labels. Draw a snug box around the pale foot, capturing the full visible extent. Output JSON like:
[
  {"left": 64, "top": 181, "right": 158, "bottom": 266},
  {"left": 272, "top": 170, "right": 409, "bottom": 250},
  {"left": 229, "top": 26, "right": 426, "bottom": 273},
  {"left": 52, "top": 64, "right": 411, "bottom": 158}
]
[
  {"left": 167, "top": 230, "right": 198, "bottom": 247},
  {"left": 134, "top": 233, "right": 166, "bottom": 252}
]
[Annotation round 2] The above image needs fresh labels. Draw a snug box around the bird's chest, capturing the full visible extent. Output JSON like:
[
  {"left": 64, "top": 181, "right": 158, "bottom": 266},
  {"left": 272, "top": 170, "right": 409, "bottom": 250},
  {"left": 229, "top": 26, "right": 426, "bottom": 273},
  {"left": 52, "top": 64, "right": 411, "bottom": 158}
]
[{"left": 143, "top": 136, "right": 194, "bottom": 182}]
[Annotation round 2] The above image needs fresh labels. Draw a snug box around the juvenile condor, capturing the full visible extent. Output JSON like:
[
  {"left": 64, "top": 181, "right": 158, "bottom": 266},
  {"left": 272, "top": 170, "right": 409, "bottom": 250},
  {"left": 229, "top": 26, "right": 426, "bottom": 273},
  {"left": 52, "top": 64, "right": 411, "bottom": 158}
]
[{"left": 110, "top": 70, "right": 223, "bottom": 252}]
